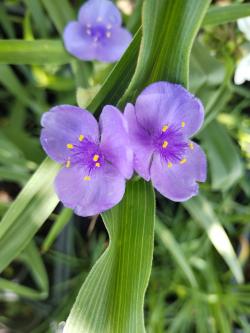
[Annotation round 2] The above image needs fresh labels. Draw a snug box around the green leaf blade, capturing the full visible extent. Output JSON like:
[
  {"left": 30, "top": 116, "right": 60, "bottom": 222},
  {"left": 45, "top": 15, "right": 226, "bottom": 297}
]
[{"left": 64, "top": 179, "right": 155, "bottom": 333}]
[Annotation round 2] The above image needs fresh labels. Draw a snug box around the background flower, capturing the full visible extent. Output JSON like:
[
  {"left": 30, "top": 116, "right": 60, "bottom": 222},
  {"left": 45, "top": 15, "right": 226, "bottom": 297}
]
[
  {"left": 41, "top": 105, "right": 133, "bottom": 216},
  {"left": 63, "top": 0, "right": 132, "bottom": 62},
  {"left": 125, "top": 82, "right": 207, "bottom": 202},
  {"left": 235, "top": 17, "right": 250, "bottom": 85}
]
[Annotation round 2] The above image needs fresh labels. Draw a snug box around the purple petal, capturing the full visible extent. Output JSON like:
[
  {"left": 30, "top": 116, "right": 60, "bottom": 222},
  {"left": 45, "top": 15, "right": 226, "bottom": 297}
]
[
  {"left": 124, "top": 103, "right": 154, "bottom": 181},
  {"left": 54, "top": 164, "right": 125, "bottom": 216},
  {"left": 150, "top": 142, "right": 206, "bottom": 201},
  {"left": 135, "top": 82, "right": 204, "bottom": 138},
  {"left": 78, "top": 0, "right": 122, "bottom": 27},
  {"left": 99, "top": 105, "right": 133, "bottom": 179},
  {"left": 95, "top": 27, "right": 132, "bottom": 62},
  {"left": 40, "top": 105, "right": 99, "bottom": 163},
  {"left": 63, "top": 22, "right": 96, "bottom": 61}
]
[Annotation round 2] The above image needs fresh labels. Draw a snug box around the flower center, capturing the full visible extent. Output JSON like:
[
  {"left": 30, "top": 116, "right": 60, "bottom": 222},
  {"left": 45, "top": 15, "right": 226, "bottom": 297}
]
[
  {"left": 84, "top": 21, "right": 113, "bottom": 43},
  {"left": 154, "top": 124, "right": 188, "bottom": 166},
  {"left": 65, "top": 135, "right": 104, "bottom": 180}
]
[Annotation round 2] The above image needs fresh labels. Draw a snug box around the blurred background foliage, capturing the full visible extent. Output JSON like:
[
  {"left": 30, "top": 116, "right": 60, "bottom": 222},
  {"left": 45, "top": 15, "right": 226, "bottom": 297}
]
[{"left": 0, "top": 0, "right": 250, "bottom": 332}]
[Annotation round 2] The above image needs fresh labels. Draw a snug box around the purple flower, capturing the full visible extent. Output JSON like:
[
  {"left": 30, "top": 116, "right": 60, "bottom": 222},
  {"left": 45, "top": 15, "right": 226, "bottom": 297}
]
[
  {"left": 63, "top": 0, "right": 132, "bottom": 63},
  {"left": 40, "top": 105, "right": 133, "bottom": 216},
  {"left": 125, "top": 82, "right": 207, "bottom": 202}
]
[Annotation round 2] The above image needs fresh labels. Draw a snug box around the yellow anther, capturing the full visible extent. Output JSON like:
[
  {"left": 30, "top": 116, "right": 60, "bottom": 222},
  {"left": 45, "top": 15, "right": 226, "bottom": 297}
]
[
  {"left": 84, "top": 176, "right": 91, "bottom": 181},
  {"left": 67, "top": 143, "right": 73, "bottom": 149},
  {"left": 162, "top": 141, "right": 168, "bottom": 148},
  {"left": 189, "top": 142, "right": 194, "bottom": 150},
  {"left": 181, "top": 121, "right": 186, "bottom": 128},
  {"left": 162, "top": 125, "right": 168, "bottom": 132},
  {"left": 167, "top": 162, "right": 172, "bottom": 168},
  {"left": 180, "top": 158, "right": 187, "bottom": 164},
  {"left": 93, "top": 154, "right": 99, "bottom": 162},
  {"left": 66, "top": 160, "right": 71, "bottom": 168},
  {"left": 79, "top": 134, "right": 84, "bottom": 141},
  {"left": 95, "top": 162, "right": 101, "bottom": 167}
]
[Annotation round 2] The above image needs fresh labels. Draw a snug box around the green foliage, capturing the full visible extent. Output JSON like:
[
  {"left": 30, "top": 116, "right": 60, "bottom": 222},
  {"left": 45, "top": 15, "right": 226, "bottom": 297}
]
[{"left": 0, "top": 1, "right": 250, "bottom": 332}]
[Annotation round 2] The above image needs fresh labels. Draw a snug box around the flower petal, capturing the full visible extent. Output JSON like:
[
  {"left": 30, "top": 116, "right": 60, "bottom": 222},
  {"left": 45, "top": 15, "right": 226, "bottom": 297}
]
[
  {"left": 135, "top": 81, "right": 204, "bottom": 138},
  {"left": 78, "top": 0, "right": 122, "bottom": 27},
  {"left": 124, "top": 103, "right": 154, "bottom": 181},
  {"left": 99, "top": 105, "right": 133, "bottom": 179},
  {"left": 237, "top": 17, "right": 250, "bottom": 41},
  {"left": 40, "top": 105, "right": 99, "bottom": 163},
  {"left": 63, "top": 21, "right": 96, "bottom": 60},
  {"left": 54, "top": 164, "right": 125, "bottom": 216},
  {"left": 234, "top": 54, "right": 250, "bottom": 85},
  {"left": 150, "top": 142, "right": 206, "bottom": 202},
  {"left": 95, "top": 27, "right": 132, "bottom": 62}
]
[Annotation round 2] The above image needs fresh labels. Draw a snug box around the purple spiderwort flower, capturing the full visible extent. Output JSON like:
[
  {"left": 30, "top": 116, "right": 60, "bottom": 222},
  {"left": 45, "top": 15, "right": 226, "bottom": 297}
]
[
  {"left": 40, "top": 105, "right": 133, "bottom": 216},
  {"left": 125, "top": 82, "right": 207, "bottom": 202},
  {"left": 63, "top": 0, "right": 132, "bottom": 63}
]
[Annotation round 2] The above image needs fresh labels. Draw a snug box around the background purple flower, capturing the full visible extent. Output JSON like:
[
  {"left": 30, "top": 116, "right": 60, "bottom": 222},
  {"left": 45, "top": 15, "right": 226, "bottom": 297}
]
[
  {"left": 63, "top": 0, "right": 132, "bottom": 62},
  {"left": 41, "top": 105, "right": 133, "bottom": 216},
  {"left": 125, "top": 81, "right": 207, "bottom": 202}
]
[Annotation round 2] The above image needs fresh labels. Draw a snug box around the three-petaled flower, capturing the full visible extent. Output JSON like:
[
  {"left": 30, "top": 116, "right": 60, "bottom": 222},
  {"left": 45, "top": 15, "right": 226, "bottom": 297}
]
[
  {"left": 124, "top": 82, "right": 207, "bottom": 201},
  {"left": 63, "top": 0, "right": 132, "bottom": 62},
  {"left": 41, "top": 105, "right": 133, "bottom": 216}
]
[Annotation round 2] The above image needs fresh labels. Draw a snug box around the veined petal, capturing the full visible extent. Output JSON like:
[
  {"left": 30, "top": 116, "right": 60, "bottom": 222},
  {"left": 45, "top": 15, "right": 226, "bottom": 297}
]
[
  {"left": 55, "top": 164, "right": 125, "bottom": 217},
  {"left": 63, "top": 21, "right": 96, "bottom": 61},
  {"left": 135, "top": 82, "right": 204, "bottom": 138},
  {"left": 124, "top": 103, "right": 154, "bottom": 181},
  {"left": 78, "top": 0, "right": 122, "bottom": 27},
  {"left": 150, "top": 142, "right": 206, "bottom": 202},
  {"left": 41, "top": 105, "right": 99, "bottom": 163},
  {"left": 100, "top": 105, "right": 133, "bottom": 179},
  {"left": 95, "top": 27, "right": 132, "bottom": 62}
]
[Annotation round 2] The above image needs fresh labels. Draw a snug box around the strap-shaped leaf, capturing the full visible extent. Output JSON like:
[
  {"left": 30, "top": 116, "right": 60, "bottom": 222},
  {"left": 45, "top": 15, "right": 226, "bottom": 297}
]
[
  {"left": 0, "top": 40, "right": 71, "bottom": 65},
  {"left": 200, "top": 121, "right": 243, "bottom": 191},
  {"left": 64, "top": 179, "right": 155, "bottom": 333},
  {"left": 184, "top": 195, "right": 244, "bottom": 284},
  {"left": 0, "top": 240, "right": 48, "bottom": 300},
  {"left": 0, "top": 158, "right": 59, "bottom": 272}
]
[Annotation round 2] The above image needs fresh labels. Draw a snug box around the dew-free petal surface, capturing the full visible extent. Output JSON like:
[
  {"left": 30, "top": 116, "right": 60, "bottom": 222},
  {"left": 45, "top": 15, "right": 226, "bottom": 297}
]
[
  {"left": 100, "top": 105, "right": 133, "bottom": 179},
  {"left": 55, "top": 164, "right": 125, "bottom": 216},
  {"left": 41, "top": 105, "right": 99, "bottom": 163},
  {"left": 124, "top": 103, "right": 154, "bottom": 181}
]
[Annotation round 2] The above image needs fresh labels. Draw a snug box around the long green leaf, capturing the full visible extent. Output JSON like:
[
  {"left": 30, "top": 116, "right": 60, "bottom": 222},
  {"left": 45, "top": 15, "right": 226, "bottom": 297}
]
[
  {"left": 203, "top": 4, "right": 250, "bottom": 26},
  {"left": 200, "top": 121, "right": 243, "bottom": 191},
  {"left": 184, "top": 195, "right": 244, "bottom": 284},
  {"left": 0, "top": 241, "right": 48, "bottom": 300},
  {"left": 0, "top": 158, "right": 59, "bottom": 272},
  {"left": 122, "top": 0, "right": 210, "bottom": 104},
  {"left": 64, "top": 179, "right": 155, "bottom": 333},
  {"left": 0, "top": 40, "right": 71, "bottom": 65},
  {"left": 155, "top": 218, "right": 198, "bottom": 288}
]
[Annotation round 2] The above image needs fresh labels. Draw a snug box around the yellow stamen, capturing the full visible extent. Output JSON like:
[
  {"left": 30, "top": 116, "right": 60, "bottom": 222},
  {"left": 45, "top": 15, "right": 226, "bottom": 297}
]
[
  {"left": 84, "top": 176, "right": 91, "bottom": 181},
  {"left": 93, "top": 154, "right": 99, "bottom": 162},
  {"left": 95, "top": 162, "right": 101, "bottom": 167},
  {"left": 66, "top": 160, "right": 71, "bottom": 168},
  {"left": 162, "top": 141, "right": 168, "bottom": 148},
  {"left": 67, "top": 143, "right": 73, "bottom": 149},
  {"left": 162, "top": 125, "right": 168, "bottom": 132},
  {"left": 167, "top": 162, "right": 172, "bottom": 168},
  {"left": 79, "top": 134, "right": 84, "bottom": 141},
  {"left": 181, "top": 121, "right": 186, "bottom": 128},
  {"left": 189, "top": 142, "right": 194, "bottom": 150},
  {"left": 180, "top": 158, "right": 187, "bottom": 164}
]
